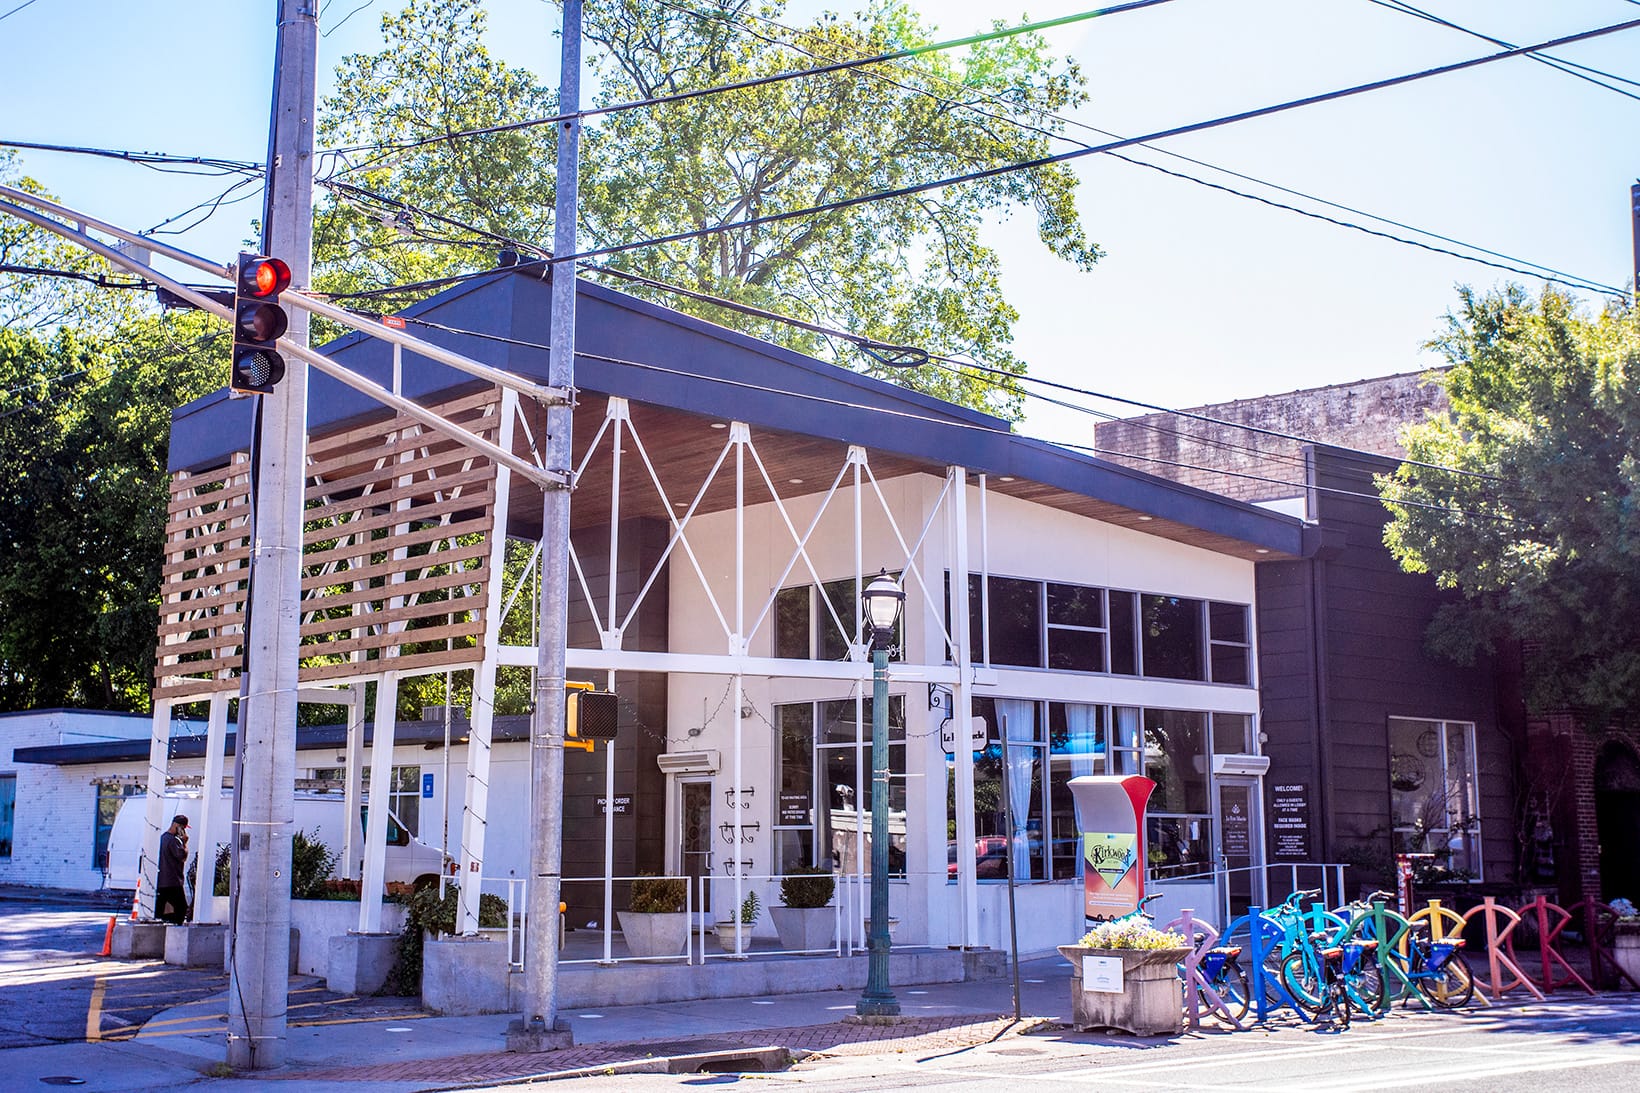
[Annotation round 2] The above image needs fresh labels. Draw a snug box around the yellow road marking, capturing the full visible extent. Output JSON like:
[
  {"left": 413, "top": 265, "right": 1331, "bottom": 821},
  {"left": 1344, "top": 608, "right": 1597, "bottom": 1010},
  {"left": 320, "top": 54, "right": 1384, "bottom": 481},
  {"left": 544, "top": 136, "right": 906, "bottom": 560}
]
[
  {"left": 85, "top": 977, "right": 107, "bottom": 1042},
  {"left": 290, "top": 1012, "right": 433, "bottom": 1028}
]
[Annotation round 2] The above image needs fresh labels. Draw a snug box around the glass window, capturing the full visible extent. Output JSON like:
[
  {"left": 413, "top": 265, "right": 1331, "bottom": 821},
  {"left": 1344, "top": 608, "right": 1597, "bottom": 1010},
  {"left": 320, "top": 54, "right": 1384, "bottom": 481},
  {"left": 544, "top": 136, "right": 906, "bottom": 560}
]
[
  {"left": 1211, "top": 713, "right": 1253, "bottom": 754},
  {"left": 1047, "top": 583, "right": 1105, "bottom": 672},
  {"left": 774, "top": 704, "right": 817, "bottom": 873},
  {"left": 817, "top": 579, "right": 859, "bottom": 662},
  {"left": 981, "top": 576, "right": 1043, "bottom": 668},
  {"left": 778, "top": 697, "right": 906, "bottom": 877},
  {"left": 1143, "top": 709, "right": 1209, "bottom": 814},
  {"left": 1209, "top": 601, "right": 1251, "bottom": 684},
  {"left": 1048, "top": 703, "right": 1107, "bottom": 879},
  {"left": 1389, "top": 718, "right": 1482, "bottom": 878},
  {"left": 1109, "top": 591, "right": 1138, "bottom": 675},
  {"left": 1141, "top": 595, "right": 1205, "bottom": 681},
  {"left": 774, "top": 585, "right": 810, "bottom": 660},
  {"left": 969, "top": 697, "right": 1045, "bottom": 880},
  {"left": 93, "top": 782, "right": 139, "bottom": 869},
  {"left": 388, "top": 766, "right": 421, "bottom": 837},
  {"left": 1147, "top": 816, "right": 1214, "bottom": 879},
  {"left": 0, "top": 774, "right": 15, "bottom": 859}
]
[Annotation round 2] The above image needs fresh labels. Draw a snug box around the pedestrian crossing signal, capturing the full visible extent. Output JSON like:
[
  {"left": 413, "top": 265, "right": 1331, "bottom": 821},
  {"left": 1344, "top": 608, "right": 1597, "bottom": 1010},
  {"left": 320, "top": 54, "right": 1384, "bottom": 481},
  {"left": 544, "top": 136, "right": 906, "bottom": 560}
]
[{"left": 566, "top": 689, "right": 619, "bottom": 740}]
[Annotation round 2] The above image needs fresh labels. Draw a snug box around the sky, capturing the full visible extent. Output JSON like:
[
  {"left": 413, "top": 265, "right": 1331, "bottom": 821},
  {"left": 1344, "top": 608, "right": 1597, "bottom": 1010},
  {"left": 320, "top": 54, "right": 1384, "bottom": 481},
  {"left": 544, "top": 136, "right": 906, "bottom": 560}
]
[{"left": 1, "top": 0, "right": 1636, "bottom": 446}]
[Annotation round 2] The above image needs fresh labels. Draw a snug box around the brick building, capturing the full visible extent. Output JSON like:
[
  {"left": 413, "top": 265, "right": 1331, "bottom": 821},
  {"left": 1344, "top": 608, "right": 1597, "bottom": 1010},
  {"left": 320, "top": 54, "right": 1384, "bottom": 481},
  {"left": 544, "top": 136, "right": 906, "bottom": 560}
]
[{"left": 1095, "top": 374, "right": 1640, "bottom": 908}]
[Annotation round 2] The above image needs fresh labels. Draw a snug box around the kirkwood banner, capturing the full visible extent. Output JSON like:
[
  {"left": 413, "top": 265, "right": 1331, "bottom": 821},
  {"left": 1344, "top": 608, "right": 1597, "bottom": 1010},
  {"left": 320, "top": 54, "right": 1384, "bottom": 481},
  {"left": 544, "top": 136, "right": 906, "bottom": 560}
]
[{"left": 1068, "top": 775, "right": 1157, "bottom": 921}]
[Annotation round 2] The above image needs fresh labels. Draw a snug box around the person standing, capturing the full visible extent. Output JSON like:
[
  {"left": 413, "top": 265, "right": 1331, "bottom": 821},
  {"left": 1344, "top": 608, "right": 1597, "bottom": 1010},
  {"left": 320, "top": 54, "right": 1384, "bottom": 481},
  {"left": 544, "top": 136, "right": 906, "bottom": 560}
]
[{"left": 156, "top": 814, "right": 191, "bottom": 925}]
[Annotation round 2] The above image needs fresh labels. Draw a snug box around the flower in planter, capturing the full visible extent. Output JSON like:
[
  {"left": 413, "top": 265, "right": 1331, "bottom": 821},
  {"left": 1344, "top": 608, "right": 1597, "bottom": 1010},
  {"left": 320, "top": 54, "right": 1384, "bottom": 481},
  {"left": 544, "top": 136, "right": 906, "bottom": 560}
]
[
  {"left": 1077, "top": 918, "right": 1187, "bottom": 951},
  {"left": 1611, "top": 897, "right": 1638, "bottom": 922}
]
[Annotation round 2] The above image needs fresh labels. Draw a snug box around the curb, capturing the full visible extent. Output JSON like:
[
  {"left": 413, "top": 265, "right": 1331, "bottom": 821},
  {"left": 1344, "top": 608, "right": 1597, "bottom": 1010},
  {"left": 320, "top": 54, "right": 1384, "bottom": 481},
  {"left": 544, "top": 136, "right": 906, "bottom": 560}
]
[{"left": 428, "top": 1045, "right": 796, "bottom": 1089}]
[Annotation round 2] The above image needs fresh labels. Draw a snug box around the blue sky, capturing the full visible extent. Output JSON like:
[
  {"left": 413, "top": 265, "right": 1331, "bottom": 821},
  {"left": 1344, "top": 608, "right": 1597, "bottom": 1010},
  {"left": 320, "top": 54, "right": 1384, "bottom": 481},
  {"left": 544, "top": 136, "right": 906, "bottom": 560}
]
[{"left": 1, "top": 0, "right": 1635, "bottom": 444}]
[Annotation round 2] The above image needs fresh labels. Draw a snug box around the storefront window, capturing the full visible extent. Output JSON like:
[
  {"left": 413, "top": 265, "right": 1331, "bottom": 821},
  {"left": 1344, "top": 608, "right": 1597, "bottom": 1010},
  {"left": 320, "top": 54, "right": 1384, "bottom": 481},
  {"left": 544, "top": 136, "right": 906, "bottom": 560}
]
[
  {"left": 774, "top": 578, "right": 901, "bottom": 661},
  {"left": 1141, "top": 595, "right": 1205, "bottom": 681},
  {"left": 1389, "top": 718, "right": 1482, "bottom": 878},
  {"left": 776, "top": 697, "right": 905, "bottom": 876}
]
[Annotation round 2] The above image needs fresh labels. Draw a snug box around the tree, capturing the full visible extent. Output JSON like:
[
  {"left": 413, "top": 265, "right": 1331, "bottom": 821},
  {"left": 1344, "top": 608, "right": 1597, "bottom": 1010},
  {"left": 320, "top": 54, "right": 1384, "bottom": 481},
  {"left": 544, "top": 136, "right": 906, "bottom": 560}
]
[
  {"left": 0, "top": 316, "right": 224, "bottom": 711},
  {"left": 1379, "top": 285, "right": 1640, "bottom": 724},
  {"left": 316, "top": 0, "right": 1099, "bottom": 417}
]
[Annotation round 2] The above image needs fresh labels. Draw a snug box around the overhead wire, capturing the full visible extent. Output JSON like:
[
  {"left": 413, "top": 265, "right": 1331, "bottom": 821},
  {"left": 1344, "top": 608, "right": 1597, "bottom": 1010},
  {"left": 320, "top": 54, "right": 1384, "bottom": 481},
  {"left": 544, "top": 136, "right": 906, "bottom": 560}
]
[
  {"left": 666, "top": 0, "right": 1623, "bottom": 296},
  {"left": 0, "top": 139, "right": 263, "bottom": 177},
  {"left": 532, "top": 16, "right": 1640, "bottom": 283}
]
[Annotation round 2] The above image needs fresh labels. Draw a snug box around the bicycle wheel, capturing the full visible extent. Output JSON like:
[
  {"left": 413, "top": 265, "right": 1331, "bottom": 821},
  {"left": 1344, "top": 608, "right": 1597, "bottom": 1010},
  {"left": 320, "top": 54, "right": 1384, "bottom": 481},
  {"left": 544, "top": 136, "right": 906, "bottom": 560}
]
[
  {"left": 1428, "top": 952, "right": 1475, "bottom": 1009},
  {"left": 1333, "top": 979, "right": 1352, "bottom": 1029},
  {"left": 1345, "top": 960, "right": 1385, "bottom": 1018},
  {"left": 1202, "top": 960, "right": 1250, "bottom": 1021},
  {"left": 1281, "top": 952, "right": 1322, "bottom": 1016}
]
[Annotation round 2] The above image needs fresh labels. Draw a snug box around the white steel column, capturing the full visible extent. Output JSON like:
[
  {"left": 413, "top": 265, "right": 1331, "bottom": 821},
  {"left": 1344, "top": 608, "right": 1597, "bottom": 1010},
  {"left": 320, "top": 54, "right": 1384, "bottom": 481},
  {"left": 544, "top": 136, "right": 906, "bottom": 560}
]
[
  {"left": 731, "top": 422, "right": 747, "bottom": 949},
  {"left": 342, "top": 683, "right": 366, "bottom": 879},
  {"left": 359, "top": 672, "right": 400, "bottom": 933},
  {"left": 850, "top": 447, "right": 867, "bottom": 905},
  {"left": 137, "top": 701, "right": 172, "bottom": 920},
  {"left": 600, "top": 403, "right": 626, "bottom": 962},
  {"left": 949, "top": 468, "right": 979, "bottom": 948},
  {"left": 191, "top": 693, "right": 231, "bottom": 923},
  {"left": 458, "top": 390, "right": 517, "bottom": 934}
]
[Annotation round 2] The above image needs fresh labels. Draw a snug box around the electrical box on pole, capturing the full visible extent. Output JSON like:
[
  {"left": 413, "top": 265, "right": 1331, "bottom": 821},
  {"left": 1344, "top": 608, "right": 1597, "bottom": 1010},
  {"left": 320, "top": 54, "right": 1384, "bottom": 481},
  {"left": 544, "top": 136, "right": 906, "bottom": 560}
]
[{"left": 230, "top": 252, "right": 291, "bottom": 394}]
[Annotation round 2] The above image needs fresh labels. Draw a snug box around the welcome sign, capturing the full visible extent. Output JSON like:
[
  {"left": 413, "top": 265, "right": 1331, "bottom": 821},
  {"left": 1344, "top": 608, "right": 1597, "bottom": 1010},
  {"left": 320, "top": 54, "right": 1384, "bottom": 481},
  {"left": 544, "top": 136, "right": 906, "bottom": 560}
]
[{"left": 1084, "top": 832, "right": 1138, "bottom": 888}]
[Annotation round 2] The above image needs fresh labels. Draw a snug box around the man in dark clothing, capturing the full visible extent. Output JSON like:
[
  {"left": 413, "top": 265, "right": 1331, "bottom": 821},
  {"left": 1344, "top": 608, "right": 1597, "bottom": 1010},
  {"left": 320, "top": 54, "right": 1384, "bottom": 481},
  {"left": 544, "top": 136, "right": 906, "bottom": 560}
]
[{"left": 156, "top": 814, "right": 190, "bottom": 924}]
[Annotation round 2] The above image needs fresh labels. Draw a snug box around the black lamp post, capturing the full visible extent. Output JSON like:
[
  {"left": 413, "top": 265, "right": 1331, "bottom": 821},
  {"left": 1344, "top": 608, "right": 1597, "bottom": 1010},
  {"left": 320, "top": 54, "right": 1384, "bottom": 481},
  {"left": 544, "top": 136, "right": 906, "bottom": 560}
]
[{"left": 856, "top": 568, "right": 904, "bottom": 1017}]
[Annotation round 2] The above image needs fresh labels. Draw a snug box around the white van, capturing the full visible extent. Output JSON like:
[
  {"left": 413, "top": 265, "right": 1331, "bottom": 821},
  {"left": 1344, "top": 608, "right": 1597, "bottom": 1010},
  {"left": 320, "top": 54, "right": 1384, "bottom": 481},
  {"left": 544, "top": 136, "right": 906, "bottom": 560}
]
[{"left": 105, "top": 790, "right": 448, "bottom": 892}]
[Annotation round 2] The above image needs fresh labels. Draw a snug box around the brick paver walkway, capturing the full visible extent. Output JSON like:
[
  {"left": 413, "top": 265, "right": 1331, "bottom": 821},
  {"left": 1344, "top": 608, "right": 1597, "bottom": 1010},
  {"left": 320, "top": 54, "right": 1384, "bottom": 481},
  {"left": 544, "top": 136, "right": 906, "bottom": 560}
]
[{"left": 272, "top": 1014, "right": 1035, "bottom": 1086}]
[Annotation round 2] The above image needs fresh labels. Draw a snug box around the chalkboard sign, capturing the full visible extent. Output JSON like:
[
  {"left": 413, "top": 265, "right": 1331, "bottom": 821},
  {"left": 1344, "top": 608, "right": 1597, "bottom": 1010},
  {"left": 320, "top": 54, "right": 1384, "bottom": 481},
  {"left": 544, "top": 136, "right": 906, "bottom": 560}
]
[{"left": 1269, "top": 782, "right": 1312, "bottom": 861}]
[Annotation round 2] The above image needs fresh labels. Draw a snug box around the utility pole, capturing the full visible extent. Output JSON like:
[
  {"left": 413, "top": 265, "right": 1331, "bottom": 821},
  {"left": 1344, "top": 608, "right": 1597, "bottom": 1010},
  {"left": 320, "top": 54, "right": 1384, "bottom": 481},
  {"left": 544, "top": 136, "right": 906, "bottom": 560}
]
[
  {"left": 508, "top": 0, "right": 579, "bottom": 1053},
  {"left": 227, "top": 0, "right": 317, "bottom": 1070},
  {"left": 1630, "top": 181, "right": 1639, "bottom": 302}
]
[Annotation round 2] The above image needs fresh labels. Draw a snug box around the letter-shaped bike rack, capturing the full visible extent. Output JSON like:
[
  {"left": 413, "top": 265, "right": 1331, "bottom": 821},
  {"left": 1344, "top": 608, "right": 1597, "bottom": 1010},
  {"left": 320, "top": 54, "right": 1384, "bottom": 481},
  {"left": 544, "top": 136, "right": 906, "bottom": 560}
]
[
  {"left": 1236, "top": 906, "right": 1302, "bottom": 1023},
  {"left": 1568, "top": 898, "right": 1640, "bottom": 991},
  {"left": 1169, "top": 909, "right": 1243, "bottom": 1031},
  {"left": 1460, "top": 896, "right": 1543, "bottom": 1003},
  {"left": 1339, "top": 899, "right": 1432, "bottom": 1010},
  {"left": 1507, "top": 895, "right": 1594, "bottom": 996}
]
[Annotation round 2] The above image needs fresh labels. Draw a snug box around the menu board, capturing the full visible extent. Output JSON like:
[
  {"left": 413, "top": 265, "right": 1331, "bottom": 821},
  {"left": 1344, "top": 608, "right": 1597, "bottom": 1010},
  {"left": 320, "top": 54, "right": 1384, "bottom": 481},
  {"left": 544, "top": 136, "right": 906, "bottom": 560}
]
[{"left": 1269, "top": 783, "right": 1312, "bottom": 861}]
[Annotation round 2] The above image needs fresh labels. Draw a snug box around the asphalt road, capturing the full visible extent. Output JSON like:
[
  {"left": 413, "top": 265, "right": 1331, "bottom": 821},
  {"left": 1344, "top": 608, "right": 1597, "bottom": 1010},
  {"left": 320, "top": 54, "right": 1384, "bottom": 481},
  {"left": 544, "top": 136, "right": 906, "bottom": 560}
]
[{"left": 516, "top": 995, "right": 1640, "bottom": 1093}]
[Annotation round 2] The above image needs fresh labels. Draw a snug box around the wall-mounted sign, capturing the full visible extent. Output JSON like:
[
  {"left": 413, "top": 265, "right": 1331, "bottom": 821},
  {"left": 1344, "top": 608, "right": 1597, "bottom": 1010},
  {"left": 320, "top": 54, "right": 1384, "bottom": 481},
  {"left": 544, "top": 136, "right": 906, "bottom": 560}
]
[
  {"left": 1222, "top": 796, "right": 1251, "bottom": 859},
  {"left": 422, "top": 773, "right": 434, "bottom": 799},
  {"left": 596, "top": 795, "right": 631, "bottom": 815},
  {"left": 1269, "top": 783, "right": 1311, "bottom": 861},
  {"left": 778, "top": 792, "right": 811, "bottom": 825},
  {"left": 940, "top": 716, "right": 988, "bottom": 756}
]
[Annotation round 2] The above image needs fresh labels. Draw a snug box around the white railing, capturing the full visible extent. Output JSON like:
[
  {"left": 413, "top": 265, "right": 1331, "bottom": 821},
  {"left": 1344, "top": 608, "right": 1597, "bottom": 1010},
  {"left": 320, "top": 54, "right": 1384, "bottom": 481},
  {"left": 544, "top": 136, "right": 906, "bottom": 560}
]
[
  {"left": 695, "top": 872, "right": 849, "bottom": 962},
  {"left": 1150, "top": 861, "right": 1351, "bottom": 925}
]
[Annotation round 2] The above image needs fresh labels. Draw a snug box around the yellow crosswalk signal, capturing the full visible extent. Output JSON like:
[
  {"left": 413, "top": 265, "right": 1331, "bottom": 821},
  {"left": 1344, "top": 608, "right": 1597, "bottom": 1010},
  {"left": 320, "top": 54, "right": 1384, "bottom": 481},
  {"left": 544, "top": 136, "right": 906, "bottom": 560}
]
[{"left": 566, "top": 685, "right": 619, "bottom": 741}]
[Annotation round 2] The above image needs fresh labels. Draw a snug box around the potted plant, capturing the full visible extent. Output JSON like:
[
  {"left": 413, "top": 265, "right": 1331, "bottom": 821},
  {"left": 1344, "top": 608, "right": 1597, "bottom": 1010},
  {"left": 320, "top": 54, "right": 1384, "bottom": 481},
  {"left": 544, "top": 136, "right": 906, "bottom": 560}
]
[
  {"left": 1058, "top": 916, "right": 1192, "bottom": 1036},
  {"left": 771, "top": 867, "right": 836, "bottom": 951},
  {"left": 1611, "top": 898, "right": 1640, "bottom": 987},
  {"left": 617, "top": 875, "right": 689, "bottom": 959},
  {"left": 714, "top": 890, "right": 761, "bottom": 954}
]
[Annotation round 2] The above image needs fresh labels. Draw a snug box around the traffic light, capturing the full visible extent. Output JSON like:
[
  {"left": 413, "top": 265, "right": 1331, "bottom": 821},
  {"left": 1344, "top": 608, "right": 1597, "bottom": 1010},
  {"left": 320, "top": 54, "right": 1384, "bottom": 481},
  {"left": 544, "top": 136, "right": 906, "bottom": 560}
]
[
  {"left": 230, "top": 253, "right": 291, "bottom": 394},
  {"left": 566, "top": 687, "right": 619, "bottom": 741}
]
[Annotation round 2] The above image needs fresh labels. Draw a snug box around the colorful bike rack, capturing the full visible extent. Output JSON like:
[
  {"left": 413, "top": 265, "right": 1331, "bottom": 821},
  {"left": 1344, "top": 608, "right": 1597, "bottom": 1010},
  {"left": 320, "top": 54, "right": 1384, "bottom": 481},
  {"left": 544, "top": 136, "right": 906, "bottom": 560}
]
[{"left": 1168, "top": 909, "right": 1244, "bottom": 1031}]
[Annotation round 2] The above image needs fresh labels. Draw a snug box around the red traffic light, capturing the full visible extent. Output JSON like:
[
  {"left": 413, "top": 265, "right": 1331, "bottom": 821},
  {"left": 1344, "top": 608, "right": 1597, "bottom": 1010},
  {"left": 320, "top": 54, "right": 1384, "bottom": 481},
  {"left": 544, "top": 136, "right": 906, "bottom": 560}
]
[{"left": 239, "top": 256, "right": 290, "bottom": 299}]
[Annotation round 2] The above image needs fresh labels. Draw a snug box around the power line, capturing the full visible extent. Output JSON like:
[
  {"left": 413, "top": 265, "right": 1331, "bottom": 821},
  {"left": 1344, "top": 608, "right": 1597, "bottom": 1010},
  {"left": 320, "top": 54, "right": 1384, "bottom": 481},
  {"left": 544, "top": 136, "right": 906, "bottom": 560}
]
[
  {"left": 0, "top": 262, "right": 152, "bottom": 290},
  {"left": 319, "top": 0, "right": 1181, "bottom": 167},
  {"left": 543, "top": 17, "right": 1640, "bottom": 277},
  {"left": 0, "top": 139, "right": 263, "bottom": 177},
  {"left": 0, "top": 0, "right": 41, "bottom": 25},
  {"left": 1366, "top": 0, "right": 1640, "bottom": 100},
  {"left": 680, "top": 0, "right": 1623, "bottom": 297}
]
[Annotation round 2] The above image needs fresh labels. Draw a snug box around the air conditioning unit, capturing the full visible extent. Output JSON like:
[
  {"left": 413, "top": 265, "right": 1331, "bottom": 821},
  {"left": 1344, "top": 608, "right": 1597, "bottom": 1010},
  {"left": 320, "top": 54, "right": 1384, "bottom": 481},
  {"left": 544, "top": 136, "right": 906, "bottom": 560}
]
[
  {"left": 1212, "top": 753, "right": 1271, "bottom": 776},
  {"left": 657, "top": 750, "right": 720, "bottom": 774}
]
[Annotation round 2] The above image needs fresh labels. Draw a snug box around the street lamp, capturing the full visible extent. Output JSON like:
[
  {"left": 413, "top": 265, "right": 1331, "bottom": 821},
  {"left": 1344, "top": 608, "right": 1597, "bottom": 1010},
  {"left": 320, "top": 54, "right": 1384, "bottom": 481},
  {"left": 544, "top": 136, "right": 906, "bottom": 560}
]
[{"left": 857, "top": 568, "right": 904, "bottom": 1017}]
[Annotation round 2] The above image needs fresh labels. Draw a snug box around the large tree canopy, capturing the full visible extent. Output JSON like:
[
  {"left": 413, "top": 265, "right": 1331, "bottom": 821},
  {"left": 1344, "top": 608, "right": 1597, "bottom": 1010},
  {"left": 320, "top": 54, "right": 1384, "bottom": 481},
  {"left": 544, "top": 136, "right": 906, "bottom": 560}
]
[
  {"left": 1380, "top": 286, "right": 1640, "bottom": 724},
  {"left": 316, "top": 0, "right": 1099, "bottom": 416}
]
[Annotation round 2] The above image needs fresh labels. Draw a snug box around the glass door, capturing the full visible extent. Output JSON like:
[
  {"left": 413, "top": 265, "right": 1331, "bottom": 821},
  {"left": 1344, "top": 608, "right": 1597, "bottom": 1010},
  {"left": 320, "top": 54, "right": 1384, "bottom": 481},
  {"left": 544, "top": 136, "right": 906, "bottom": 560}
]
[
  {"left": 678, "top": 779, "right": 714, "bottom": 919},
  {"left": 1215, "top": 777, "right": 1265, "bottom": 921}
]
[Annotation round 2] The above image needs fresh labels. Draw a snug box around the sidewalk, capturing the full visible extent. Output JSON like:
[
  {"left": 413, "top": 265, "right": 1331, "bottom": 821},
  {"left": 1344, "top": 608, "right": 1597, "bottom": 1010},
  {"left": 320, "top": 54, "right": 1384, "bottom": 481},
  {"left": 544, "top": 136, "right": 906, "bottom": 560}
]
[{"left": 7, "top": 956, "right": 1076, "bottom": 1092}]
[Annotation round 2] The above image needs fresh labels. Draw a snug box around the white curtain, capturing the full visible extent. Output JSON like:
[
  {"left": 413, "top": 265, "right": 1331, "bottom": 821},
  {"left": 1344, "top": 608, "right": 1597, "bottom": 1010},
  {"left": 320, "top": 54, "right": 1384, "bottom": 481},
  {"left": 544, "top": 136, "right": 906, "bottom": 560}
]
[
  {"left": 996, "top": 699, "right": 1037, "bottom": 881},
  {"left": 1063, "top": 703, "right": 1100, "bottom": 832},
  {"left": 1114, "top": 706, "right": 1142, "bottom": 775}
]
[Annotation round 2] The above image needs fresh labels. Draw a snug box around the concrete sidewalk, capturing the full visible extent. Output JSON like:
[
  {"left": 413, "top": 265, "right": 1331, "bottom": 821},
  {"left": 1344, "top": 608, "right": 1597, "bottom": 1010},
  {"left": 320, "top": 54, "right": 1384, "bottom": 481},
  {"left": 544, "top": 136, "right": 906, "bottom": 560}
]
[{"left": 6, "top": 956, "right": 1076, "bottom": 1091}]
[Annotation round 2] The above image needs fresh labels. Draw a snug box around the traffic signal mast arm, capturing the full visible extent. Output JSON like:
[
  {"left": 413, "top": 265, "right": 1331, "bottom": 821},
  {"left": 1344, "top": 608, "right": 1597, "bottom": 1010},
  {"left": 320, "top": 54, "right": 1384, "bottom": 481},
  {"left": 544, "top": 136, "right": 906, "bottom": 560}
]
[{"left": 0, "top": 184, "right": 572, "bottom": 489}]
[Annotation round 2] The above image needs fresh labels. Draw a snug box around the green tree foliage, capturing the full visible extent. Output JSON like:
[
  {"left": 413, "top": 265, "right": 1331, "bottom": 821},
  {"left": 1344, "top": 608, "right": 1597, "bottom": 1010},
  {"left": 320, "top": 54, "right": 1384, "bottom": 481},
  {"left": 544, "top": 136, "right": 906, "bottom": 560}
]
[
  {"left": 317, "top": 0, "right": 1099, "bottom": 417},
  {"left": 1379, "top": 286, "right": 1640, "bottom": 723}
]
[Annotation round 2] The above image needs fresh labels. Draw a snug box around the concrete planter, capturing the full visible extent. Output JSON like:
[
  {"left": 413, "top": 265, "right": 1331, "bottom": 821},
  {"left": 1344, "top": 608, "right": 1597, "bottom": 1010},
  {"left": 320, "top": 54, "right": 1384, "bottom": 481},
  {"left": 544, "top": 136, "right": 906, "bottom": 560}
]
[
  {"left": 617, "top": 911, "right": 689, "bottom": 958},
  {"left": 1613, "top": 928, "right": 1640, "bottom": 989},
  {"left": 1058, "top": 944, "right": 1190, "bottom": 1037},
  {"left": 289, "top": 898, "right": 408, "bottom": 977},
  {"left": 771, "top": 906, "right": 835, "bottom": 951}
]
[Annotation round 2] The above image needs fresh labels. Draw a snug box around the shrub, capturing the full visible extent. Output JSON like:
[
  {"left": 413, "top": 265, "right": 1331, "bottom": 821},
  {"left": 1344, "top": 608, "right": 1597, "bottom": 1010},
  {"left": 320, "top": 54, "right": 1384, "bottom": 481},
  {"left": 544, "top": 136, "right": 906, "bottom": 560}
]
[
  {"left": 779, "top": 866, "right": 835, "bottom": 909},
  {"left": 628, "top": 874, "right": 685, "bottom": 914},
  {"left": 204, "top": 830, "right": 336, "bottom": 898},
  {"left": 381, "top": 884, "right": 510, "bottom": 996},
  {"left": 725, "top": 890, "right": 760, "bottom": 925}
]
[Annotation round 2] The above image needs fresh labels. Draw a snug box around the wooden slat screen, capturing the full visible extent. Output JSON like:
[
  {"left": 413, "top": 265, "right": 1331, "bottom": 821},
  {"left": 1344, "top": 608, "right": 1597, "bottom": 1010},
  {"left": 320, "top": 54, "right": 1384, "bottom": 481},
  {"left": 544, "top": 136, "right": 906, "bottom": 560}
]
[{"left": 153, "top": 455, "right": 254, "bottom": 699}]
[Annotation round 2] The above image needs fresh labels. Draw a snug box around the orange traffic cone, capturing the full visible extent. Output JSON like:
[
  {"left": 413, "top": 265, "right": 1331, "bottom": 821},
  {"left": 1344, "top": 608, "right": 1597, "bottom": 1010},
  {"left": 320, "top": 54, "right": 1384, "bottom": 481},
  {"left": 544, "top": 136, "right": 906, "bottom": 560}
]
[
  {"left": 129, "top": 877, "right": 141, "bottom": 921},
  {"left": 99, "top": 916, "right": 116, "bottom": 957}
]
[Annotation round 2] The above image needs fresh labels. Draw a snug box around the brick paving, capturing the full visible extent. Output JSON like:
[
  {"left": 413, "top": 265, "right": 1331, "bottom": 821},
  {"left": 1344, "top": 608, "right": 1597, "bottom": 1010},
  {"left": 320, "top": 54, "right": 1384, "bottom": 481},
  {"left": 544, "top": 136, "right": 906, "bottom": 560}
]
[{"left": 272, "top": 1014, "right": 1033, "bottom": 1085}]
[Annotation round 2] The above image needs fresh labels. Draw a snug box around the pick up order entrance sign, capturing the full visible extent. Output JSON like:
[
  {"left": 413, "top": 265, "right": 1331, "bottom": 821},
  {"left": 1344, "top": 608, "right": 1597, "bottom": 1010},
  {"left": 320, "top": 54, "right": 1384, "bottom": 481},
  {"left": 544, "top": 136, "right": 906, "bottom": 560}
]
[{"left": 1068, "top": 775, "right": 1157, "bottom": 921}]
